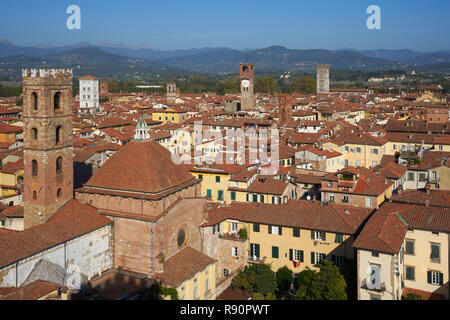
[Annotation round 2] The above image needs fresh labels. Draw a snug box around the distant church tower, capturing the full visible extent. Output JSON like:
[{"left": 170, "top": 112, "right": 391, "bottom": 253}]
[
  {"left": 22, "top": 69, "right": 74, "bottom": 229},
  {"left": 79, "top": 75, "right": 100, "bottom": 114},
  {"left": 166, "top": 82, "right": 179, "bottom": 104},
  {"left": 240, "top": 63, "right": 254, "bottom": 110},
  {"left": 316, "top": 64, "right": 330, "bottom": 94}
]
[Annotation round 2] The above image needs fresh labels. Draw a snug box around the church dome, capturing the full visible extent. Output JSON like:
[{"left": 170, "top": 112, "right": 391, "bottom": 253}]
[{"left": 84, "top": 140, "right": 194, "bottom": 194}]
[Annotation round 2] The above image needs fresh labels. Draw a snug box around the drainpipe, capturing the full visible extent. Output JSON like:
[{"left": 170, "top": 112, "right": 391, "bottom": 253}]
[
  {"left": 151, "top": 222, "right": 154, "bottom": 275},
  {"left": 15, "top": 262, "right": 18, "bottom": 287}
]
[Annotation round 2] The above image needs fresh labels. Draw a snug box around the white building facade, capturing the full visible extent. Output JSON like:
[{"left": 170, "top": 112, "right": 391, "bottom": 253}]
[{"left": 79, "top": 75, "right": 100, "bottom": 114}]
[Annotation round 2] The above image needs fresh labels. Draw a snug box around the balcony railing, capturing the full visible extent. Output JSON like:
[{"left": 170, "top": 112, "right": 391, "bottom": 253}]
[
  {"left": 360, "top": 279, "right": 386, "bottom": 293},
  {"left": 428, "top": 177, "right": 440, "bottom": 184},
  {"left": 248, "top": 256, "right": 265, "bottom": 264},
  {"left": 430, "top": 257, "right": 441, "bottom": 264}
]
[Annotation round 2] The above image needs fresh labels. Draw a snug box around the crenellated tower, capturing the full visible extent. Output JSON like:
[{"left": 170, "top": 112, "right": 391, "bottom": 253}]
[{"left": 22, "top": 69, "right": 74, "bottom": 229}]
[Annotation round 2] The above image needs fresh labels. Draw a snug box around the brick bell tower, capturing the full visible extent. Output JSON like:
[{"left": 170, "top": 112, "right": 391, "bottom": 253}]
[
  {"left": 22, "top": 69, "right": 74, "bottom": 229},
  {"left": 240, "top": 63, "right": 254, "bottom": 110},
  {"left": 278, "top": 94, "right": 293, "bottom": 123}
]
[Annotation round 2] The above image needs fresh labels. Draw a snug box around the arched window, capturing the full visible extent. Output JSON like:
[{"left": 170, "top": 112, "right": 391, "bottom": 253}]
[
  {"left": 56, "top": 126, "right": 62, "bottom": 144},
  {"left": 32, "top": 160, "right": 38, "bottom": 176},
  {"left": 32, "top": 128, "right": 38, "bottom": 140},
  {"left": 57, "top": 188, "right": 62, "bottom": 197},
  {"left": 54, "top": 92, "right": 61, "bottom": 111},
  {"left": 56, "top": 156, "right": 62, "bottom": 175},
  {"left": 32, "top": 92, "right": 38, "bottom": 110},
  {"left": 33, "top": 191, "right": 37, "bottom": 200}
]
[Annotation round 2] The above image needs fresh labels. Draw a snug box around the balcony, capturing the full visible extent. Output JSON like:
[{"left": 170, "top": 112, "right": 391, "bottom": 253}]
[
  {"left": 428, "top": 177, "right": 440, "bottom": 184},
  {"left": 247, "top": 256, "right": 265, "bottom": 264},
  {"left": 360, "top": 279, "right": 386, "bottom": 293},
  {"left": 430, "top": 257, "right": 441, "bottom": 264}
]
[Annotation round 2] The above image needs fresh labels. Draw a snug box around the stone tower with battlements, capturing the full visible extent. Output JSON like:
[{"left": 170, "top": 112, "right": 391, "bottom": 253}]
[
  {"left": 317, "top": 64, "right": 330, "bottom": 94},
  {"left": 22, "top": 69, "right": 74, "bottom": 229}
]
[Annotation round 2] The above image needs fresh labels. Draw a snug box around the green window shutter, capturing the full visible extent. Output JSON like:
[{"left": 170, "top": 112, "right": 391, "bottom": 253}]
[
  {"left": 289, "top": 249, "right": 293, "bottom": 261},
  {"left": 268, "top": 225, "right": 272, "bottom": 234},
  {"left": 272, "top": 246, "right": 279, "bottom": 259},
  {"left": 246, "top": 193, "right": 249, "bottom": 202},
  {"left": 311, "top": 252, "right": 315, "bottom": 264},
  {"left": 256, "top": 244, "right": 260, "bottom": 258},
  {"left": 271, "top": 196, "right": 275, "bottom": 204},
  {"left": 293, "top": 228, "right": 300, "bottom": 237},
  {"left": 431, "top": 244, "right": 440, "bottom": 259},
  {"left": 406, "top": 241, "right": 414, "bottom": 254},
  {"left": 279, "top": 226, "right": 282, "bottom": 236},
  {"left": 260, "top": 195, "right": 264, "bottom": 203},
  {"left": 439, "top": 273, "right": 444, "bottom": 286},
  {"left": 300, "top": 250, "right": 304, "bottom": 262},
  {"left": 311, "top": 230, "right": 315, "bottom": 239},
  {"left": 332, "top": 255, "right": 336, "bottom": 264},
  {"left": 427, "top": 271, "right": 432, "bottom": 284},
  {"left": 231, "top": 191, "right": 236, "bottom": 201},
  {"left": 335, "top": 233, "right": 343, "bottom": 243},
  {"left": 323, "top": 232, "right": 326, "bottom": 241},
  {"left": 253, "top": 223, "right": 260, "bottom": 232}
]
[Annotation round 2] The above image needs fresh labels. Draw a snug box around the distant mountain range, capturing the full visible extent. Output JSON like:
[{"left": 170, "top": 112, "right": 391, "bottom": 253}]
[
  {"left": 1, "top": 40, "right": 450, "bottom": 79},
  {"left": 0, "top": 46, "right": 193, "bottom": 81}
]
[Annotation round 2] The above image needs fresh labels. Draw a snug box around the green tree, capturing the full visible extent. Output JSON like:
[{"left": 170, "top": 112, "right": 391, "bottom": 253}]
[
  {"left": 291, "top": 76, "right": 316, "bottom": 94},
  {"left": 405, "top": 293, "right": 421, "bottom": 300},
  {"left": 255, "top": 76, "right": 278, "bottom": 94},
  {"left": 232, "top": 263, "right": 277, "bottom": 297},
  {"left": 254, "top": 264, "right": 277, "bottom": 296},
  {"left": 276, "top": 266, "right": 293, "bottom": 293},
  {"left": 253, "top": 292, "right": 277, "bottom": 300},
  {"left": 296, "top": 268, "right": 322, "bottom": 300},
  {"left": 232, "top": 265, "right": 255, "bottom": 293},
  {"left": 296, "top": 259, "right": 347, "bottom": 300}
]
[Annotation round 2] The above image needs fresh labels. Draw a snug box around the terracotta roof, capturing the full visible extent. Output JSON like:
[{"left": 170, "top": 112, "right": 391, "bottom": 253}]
[
  {"left": 80, "top": 75, "right": 99, "bottom": 80},
  {"left": 390, "top": 189, "right": 450, "bottom": 208},
  {"left": 245, "top": 176, "right": 291, "bottom": 195},
  {"left": 0, "top": 200, "right": 111, "bottom": 268},
  {"left": 0, "top": 280, "right": 57, "bottom": 300},
  {"left": 352, "top": 206, "right": 408, "bottom": 254},
  {"left": 218, "top": 287, "right": 252, "bottom": 300},
  {"left": 159, "top": 247, "right": 216, "bottom": 287},
  {"left": 0, "top": 205, "right": 23, "bottom": 218},
  {"left": 0, "top": 158, "right": 23, "bottom": 174},
  {"left": 84, "top": 140, "right": 195, "bottom": 193},
  {"left": 353, "top": 201, "right": 450, "bottom": 254},
  {"left": 402, "top": 287, "right": 445, "bottom": 300},
  {"left": 204, "top": 200, "right": 372, "bottom": 235},
  {"left": 0, "top": 123, "right": 22, "bottom": 134}
]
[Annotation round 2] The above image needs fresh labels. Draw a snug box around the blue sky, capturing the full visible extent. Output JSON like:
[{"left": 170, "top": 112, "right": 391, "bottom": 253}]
[{"left": 0, "top": 0, "right": 449, "bottom": 51}]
